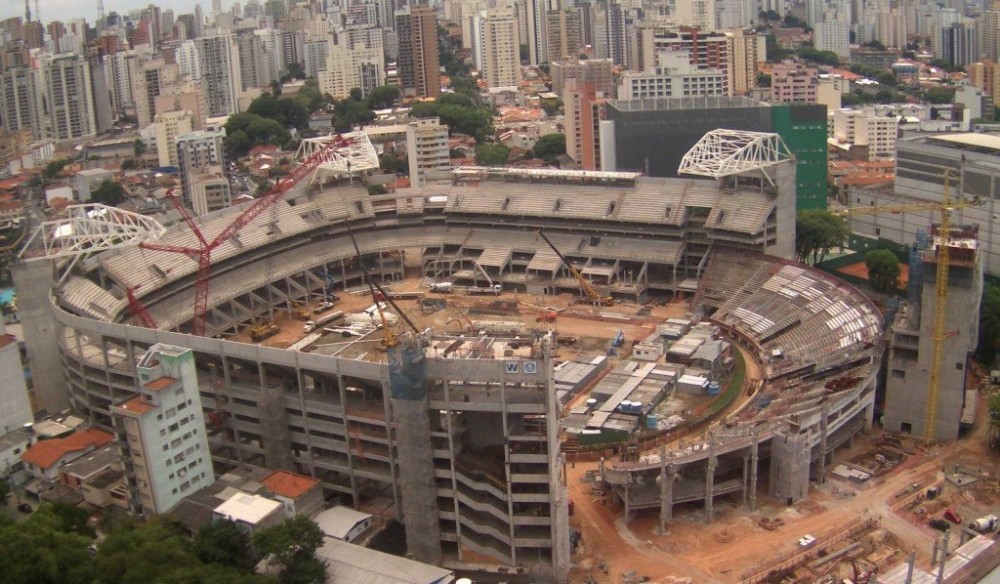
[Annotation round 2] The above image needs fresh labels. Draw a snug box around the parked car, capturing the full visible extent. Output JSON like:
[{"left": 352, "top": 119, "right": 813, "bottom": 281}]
[
  {"left": 944, "top": 508, "right": 963, "bottom": 524},
  {"left": 928, "top": 518, "right": 951, "bottom": 531}
]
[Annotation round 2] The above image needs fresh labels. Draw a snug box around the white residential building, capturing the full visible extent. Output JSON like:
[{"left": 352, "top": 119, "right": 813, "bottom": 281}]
[
  {"left": 36, "top": 52, "right": 98, "bottom": 141},
  {"left": 176, "top": 128, "right": 226, "bottom": 209},
  {"left": 476, "top": 7, "right": 521, "bottom": 89},
  {"left": 111, "top": 344, "right": 215, "bottom": 517},
  {"left": 318, "top": 34, "right": 385, "bottom": 100},
  {"left": 832, "top": 108, "right": 899, "bottom": 160},
  {"left": 675, "top": 0, "right": 717, "bottom": 31},
  {"left": 617, "top": 51, "right": 726, "bottom": 100},
  {"left": 815, "top": 12, "right": 850, "bottom": 59}
]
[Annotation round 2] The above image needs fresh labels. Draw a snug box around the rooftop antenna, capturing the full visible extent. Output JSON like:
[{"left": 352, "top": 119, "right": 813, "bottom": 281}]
[
  {"left": 97, "top": 0, "right": 105, "bottom": 26},
  {"left": 25, "top": 0, "right": 31, "bottom": 22},
  {"left": 33, "top": 0, "right": 40, "bottom": 24}
]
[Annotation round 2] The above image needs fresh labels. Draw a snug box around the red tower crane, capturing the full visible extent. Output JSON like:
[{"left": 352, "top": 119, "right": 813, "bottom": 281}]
[{"left": 138, "top": 135, "right": 354, "bottom": 336}]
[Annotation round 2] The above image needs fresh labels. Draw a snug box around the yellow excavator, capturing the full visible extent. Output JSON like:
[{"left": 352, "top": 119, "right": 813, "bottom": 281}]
[{"left": 537, "top": 230, "right": 614, "bottom": 306}]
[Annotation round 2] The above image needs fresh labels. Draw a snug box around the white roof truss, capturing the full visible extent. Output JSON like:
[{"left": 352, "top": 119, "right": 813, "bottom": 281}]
[
  {"left": 678, "top": 129, "right": 793, "bottom": 180},
  {"left": 294, "top": 131, "right": 380, "bottom": 184}
]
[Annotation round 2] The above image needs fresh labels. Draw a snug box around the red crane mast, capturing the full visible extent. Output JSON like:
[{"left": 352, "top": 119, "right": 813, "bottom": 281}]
[{"left": 139, "top": 135, "right": 353, "bottom": 336}]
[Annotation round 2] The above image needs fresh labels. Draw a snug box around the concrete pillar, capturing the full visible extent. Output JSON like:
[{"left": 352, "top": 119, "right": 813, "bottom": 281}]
[
  {"left": 749, "top": 432, "right": 759, "bottom": 512},
  {"left": 258, "top": 383, "right": 293, "bottom": 470},
  {"left": 624, "top": 481, "right": 631, "bottom": 523},
  {"left": 659, "top": 445, "right": 674, "bottom": 533},
  {"left": 705, "top": 449, "right": 717, "bottom": 523},
  {"left": 741, "top": 454, "right": 749, "bottom": 505},
  {"left": 818, "top": 404, "right": 829, "bottom": 485},
  {"left": 12, "top": 259, "right": 68, "bottom": 415},
  {"left": 388, "top": 344, "right": 441, "bottom": 564}
]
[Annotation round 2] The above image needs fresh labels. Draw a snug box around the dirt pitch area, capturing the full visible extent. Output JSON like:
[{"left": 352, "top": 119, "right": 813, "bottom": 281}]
[
  {"left": 837, "top": 260, "right": 910, "bottom": 289},
  {"left": 566, "top": 389, "right": 1000, "bottom": 584}
]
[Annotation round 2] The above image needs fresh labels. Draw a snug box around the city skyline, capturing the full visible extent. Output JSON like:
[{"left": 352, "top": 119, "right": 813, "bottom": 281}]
[{"left": 0, "top": 0, "right": 206, "bottom": 25}]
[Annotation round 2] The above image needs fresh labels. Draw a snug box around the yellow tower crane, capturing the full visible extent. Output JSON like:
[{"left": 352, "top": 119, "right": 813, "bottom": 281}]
[{"left": 835, "top": 171, "right": 980, "bottom": 443}]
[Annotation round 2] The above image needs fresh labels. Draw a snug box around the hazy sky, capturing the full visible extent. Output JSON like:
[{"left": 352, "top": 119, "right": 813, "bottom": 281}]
[{"left": 0, "top": 0, "right": 204, "bottom": 25}]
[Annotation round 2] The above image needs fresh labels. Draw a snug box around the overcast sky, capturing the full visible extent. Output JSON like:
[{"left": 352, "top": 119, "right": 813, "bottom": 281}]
[{"left": 0, "top": 0, "right": 204, "bottom": 25}]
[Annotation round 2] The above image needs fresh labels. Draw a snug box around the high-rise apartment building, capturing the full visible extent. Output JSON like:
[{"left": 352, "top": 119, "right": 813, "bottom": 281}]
[
  {"left": 318, "top": 33, "right": 385, "bottom": 100},
  {"left": 940, "top": 22, "right": 977, "bottom": 67},
  {"left": 546, "top": 9, "right": 582, "bottom": 62},
  {"left": 176, "top": 128, "right": 226, "bottom": 210},
  {"left": 565, "top": 78, "right": 610, "bottom": 170},
  {"left": 524, "top": 0, "right": 549, "bottom": 65},
  {"left": 636, "top": 27, "right": 731, "bottom": 92},
  {"left": 111, "top": 344, "right": 215, "bottom": 517},
  {"left": 37, "top": 53, "right": 98, "bottom": 141},
  {"left": 726, "top": 28, "right": 764, "bottom": 96},
  {"left": 674, "top": 0, "right": 717, "bottom": 30},
  {"left": 235, "top": 29, "right": 270, "bottom": 91},
  {"left": 195, "top": 34, "right": 241, "bottom": 116},
  {"left": 131, "top": 58, "right": 178, "bottom": 128},
  {"left": 550, "top": 58, "right": 615, "bottom": 97},
  {"left": 476, "top": 8, "right": 521, "bottom": 88},
  {"left": 396, "top": 5, "right": 439, "bottom": 98},
  {"left": 188, "top": 166, "right": 232, "bottom": 216},
  {"left": 617, "top": 52, "right": 726, "bottom": 100},
  {"left": 981, "top": 2, "right": 1000, "bottom": 62},
  {"left": 0, "top": 66, "right": 38, "bottom": 136},
  {"left": 154, "top": 109, "right": 195, "bottom": 167}
]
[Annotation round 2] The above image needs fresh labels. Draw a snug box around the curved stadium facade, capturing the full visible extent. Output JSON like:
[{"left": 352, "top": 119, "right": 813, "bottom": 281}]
[{"left": 15, "top": 164, "right": 883, "bottom": 582}]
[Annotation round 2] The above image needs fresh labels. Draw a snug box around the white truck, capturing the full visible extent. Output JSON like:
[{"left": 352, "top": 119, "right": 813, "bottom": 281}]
[
  {"left": 429, "top": 282, "right": 454, "bottom": 293},
  {"left": 303, "top": 310, "right": 344, "bottom": 333},
  {"left": 467, "top": 283, "right": 502, "bottom": 295}
]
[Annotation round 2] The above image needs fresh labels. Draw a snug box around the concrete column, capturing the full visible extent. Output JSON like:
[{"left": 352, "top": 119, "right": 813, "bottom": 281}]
[
  {"left": 741, "top": 454, "right": 749, "bottom": 505},
  {"left": 818, "top": 404, "right": 829, "bottom": 485},
  {"left": 705, "top": 449, "right": 717, "bottom": 523},
  {"left": 659, "top": 461, "right": 675, "bottom": 533},
  {"left": 749, "top": 433, "right": 759, "bottom": 512},
  {"left": 12, "top": 259, "right": 68, "bottom": 414},
  {"left": 624, "top": 482, "right": 631, "bottom": 523}
]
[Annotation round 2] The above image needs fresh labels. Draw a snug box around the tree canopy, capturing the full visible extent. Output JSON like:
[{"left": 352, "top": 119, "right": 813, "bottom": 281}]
[
  {"left": 224, "top": 112, "right": 292, "bottom": 158},
  {"left": 977, "top": 283, "right": 1000, "bottom": 366},
  {"left": 795, "top": 209, "right": 849, "bottom": 264},
  {"left": 864, "top": 249, "right": 901, "bottom": 293},
  {"left": 253, "top": 517, "right": 326, "bottom": 584},
  {"left": 0, "top": 506, "right": 93, "bottom": 584},
  {"left": 411, "top": 96, "right": 493, "bottom": 142},
  {"left": 91, "top": 180, "right": 126, "bottom": 206},
  {"left": 923, "top": 86, "right": 956, "bottom": 105},
  {"left": 533, "top": 133, "right": 566, "bottom": 164},
  {"left": 796, "top": 46, "right": 840, "bottom": 66},
  {"left": 475, "top": 143, "right": 510, "bottom": 166},
  {"left": 367, "top": 85, "right": 401, "bottom": 110}
]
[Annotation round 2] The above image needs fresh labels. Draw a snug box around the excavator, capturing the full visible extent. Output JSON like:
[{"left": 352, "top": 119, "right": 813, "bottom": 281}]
[
  {"left": 345, "top": 223, "right": 420, "bottom": 349},
  {"left": 537, "top": 230, "right": 614, "bottom": 307}
]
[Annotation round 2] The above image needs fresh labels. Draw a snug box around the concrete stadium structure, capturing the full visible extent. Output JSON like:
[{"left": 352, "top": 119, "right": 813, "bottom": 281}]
[{"left": 13, "top": 153, "right": 883, "bottom": 581}]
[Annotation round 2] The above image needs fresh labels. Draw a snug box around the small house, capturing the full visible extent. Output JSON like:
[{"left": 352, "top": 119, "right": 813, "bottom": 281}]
[{"left": 315, "top": 506, "right": 374, "bottom": 543}]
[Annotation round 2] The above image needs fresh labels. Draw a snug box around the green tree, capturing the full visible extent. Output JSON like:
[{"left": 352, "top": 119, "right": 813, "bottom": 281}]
[
  {"left": 533, "top": 133, "right": 566, "bottom": 163},
  {"left": 42, "top": 158, "right": 71, "bottom": 182},
  {"left": 0, "top": 482, "right": 9, "bottom": 507},
  {"left": 194, "top": 520, "right": 255, "bottom": 572},
  {"left": 367, "top": 184, "right": 389, "bottom": 195},
  {"left": 862, "top": 40, "right": 886, "bottom": 50},
  {"left": 367, "top": 85, "right": 401, "bottom": 110},
  {"left": 923, "top": 86, "right": 956, "bottom": 104},
  {"left": 796, "top": 46, "right": 840, "bottom": 66},
  {"left": 540, "top": 97, "right": 562, "bottom": 116},
  {"left": 475, "top": 143, "right": 510, "bottom": 165},
  {"left": 0, "top": 510, "right": 93, "bottom": 584},
  {"left": 977, "top": 284, "right": 1000, "bottom": 366},
  {"left": 253, "top": 517, "right": 326, "bottom": 584},
  {"left": 91, "top": 180, "right": 127, "bottom": 205},
  {"left": 795, "top": 209, "right": 849, "bottom": 264},
  {"left": 134, "top": 139, "right": 147, "bottom": 158},
  {"left": 765, "top": 34, "right": 789, "bottom": 62},
  {"left": 865, "top": 249, "right": 901, "bottom": 292}
]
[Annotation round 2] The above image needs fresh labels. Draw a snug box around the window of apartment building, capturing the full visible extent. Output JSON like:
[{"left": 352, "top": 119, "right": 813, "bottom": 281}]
[{"left": 168, "top": 423, "right": 179, "bottom": 433}]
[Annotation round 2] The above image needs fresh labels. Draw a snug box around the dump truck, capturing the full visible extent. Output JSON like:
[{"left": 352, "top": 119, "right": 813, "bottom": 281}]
[{"left": 250, "top": 322, "right": 280, "bottom": 342}]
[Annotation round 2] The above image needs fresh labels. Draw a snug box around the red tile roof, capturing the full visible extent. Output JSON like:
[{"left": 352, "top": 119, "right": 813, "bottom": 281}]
[
  {"left": 116, "top": 395, "right": 154, "bottom": 415},
  {"left": 21, "top": 428, "right": 115, "bottom": 470},
  {"left": 143, "top": 376, "right": 177, "bottom": 391},
  {"left": 262, "top": 470, "right": 320, "bottom": 499}
]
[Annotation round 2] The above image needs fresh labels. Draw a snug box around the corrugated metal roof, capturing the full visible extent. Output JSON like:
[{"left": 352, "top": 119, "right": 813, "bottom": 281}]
[{"left": 316, "top": 538, "right": 454, "bottom": 584}]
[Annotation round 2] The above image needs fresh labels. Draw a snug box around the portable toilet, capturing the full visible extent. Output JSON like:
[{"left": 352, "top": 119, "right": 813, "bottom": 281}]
[
  {"left": 707, "top": 381, "right": 721, "bottom": 396},
  {"left": 646, "top": 413, "right": 659, "bottom": 429}
]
